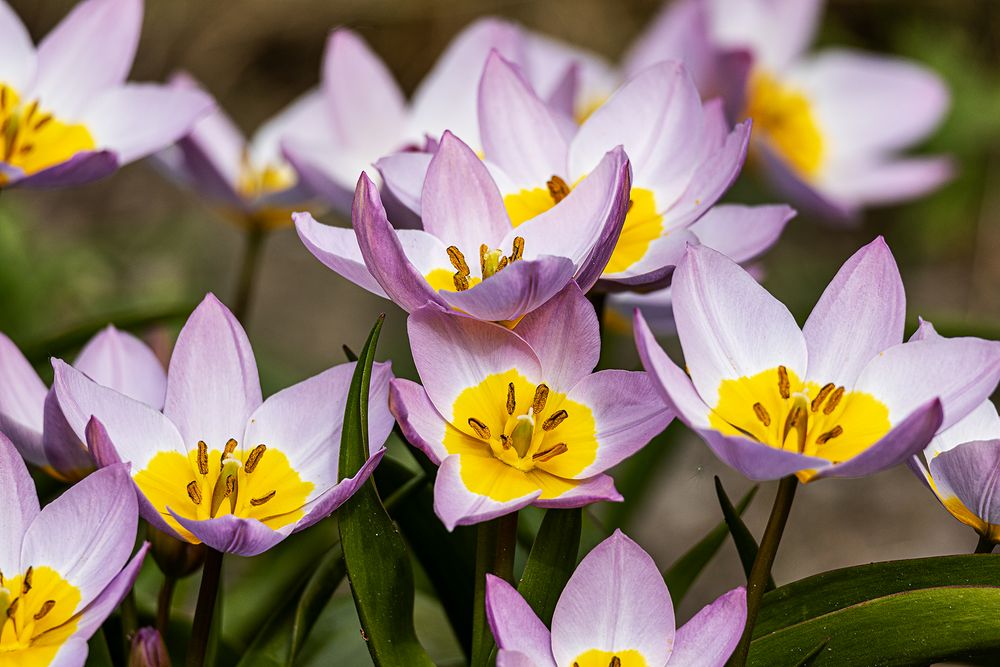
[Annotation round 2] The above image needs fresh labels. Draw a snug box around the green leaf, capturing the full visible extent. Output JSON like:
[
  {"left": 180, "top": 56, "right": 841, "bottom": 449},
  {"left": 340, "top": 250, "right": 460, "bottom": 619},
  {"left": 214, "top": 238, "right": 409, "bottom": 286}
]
[
  {"left": 749, "top": 555, "right": 1000, "bottom": 666},
  {"left": 516, "top": 508, "right": 582, "bottom": 626},
  {"left": 337, "top": 315, "right": 434, "bottom": 667},
  {"left": 715, "top": 476, "right": 774, "bottom": 591},
  {"left": 663, "top": 485, "right": 758, "bottom": 605},
  {"left": 87, "top": 629, "right": 115, "bottom": 667}
]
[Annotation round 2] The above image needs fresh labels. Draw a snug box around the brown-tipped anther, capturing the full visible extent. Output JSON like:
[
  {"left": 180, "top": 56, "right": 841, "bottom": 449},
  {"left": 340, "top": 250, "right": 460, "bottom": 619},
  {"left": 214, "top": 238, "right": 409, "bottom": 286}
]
[
  {"left": 783, "top": 406, "right": 803, "bottom": 442},
  {"left": 187, "top": 481, "right": 203, "bottom": 505},
  {"left": 542, "top": 409, "right": 568, "bottom": 431},
  {"left": 447, "top": 246, "right": 470, "bottom": 276},
  {"left": 823, "top": 387, "right": 845, "bottom": 415},
  {"left": 753, "top": 402, "right": 771, "bottom": 427},
  {"left": 532, "top": 443, "right": 568, "bottom": 462},
  {"left": 468, "top": 417, "right": 491, "bottom": 439},
  {"left": 499, "top": 434, "right": 511, "bottom": 450},
  {"left": 7, "top": 596, "right": 18, "bottom": 617},
  {"left": 626, "top": 199, "right": 634, "bottom": 213},
  {"left": 532, "top": 384, "right": 549, "bottom": 415},
  {"left": 507, "top": 382, "right": 516, "bottom": 415},
  {"left": 547, "top": 175, "right": 570, "bottom": 203},
  {"left": 777, "top": 366, "right": 791, "bottom": 399},
  {"left": 816, "top": 425, "right": 844, "bottom": 445},
  {"left": 33, "top": 600, "right": 55, "bottom": 621},
  {"left": 226, "top": 475, "right": 238, "bottom": 513},
  {"left": 22, "top": 567, "right": 32, "bottom": 595},
  {"left": 480, "top": 244, "right": 489, "bottom": 275},
  {"left": 33, "top": 114, "right": 52, "bottom": 131},
  {"left": 250, "top": 490, "right": 276, "bottom": 507},
  {"left": 452, "top": 273, "right": 470, "bottom": 291},
  {"left": 244, "top": 444, "right": 267, "bottom": 473},
  {"left": 510, "top": 236, "right": 525, "bottom": 262},
  {"left": 497, "top": 256, "right": 509, "bottom": 272},
  {"left": 610, "top": 657, "right": 622, "bottom": 667},
  {"left": 811, "top": 383, "right": 835, "bottom": 412},
  {"left": 221, "top": 438, "right": 238, "bottom": 464},
  {"left": 197, "top": 441, "right": 209, "bottom": 475}
]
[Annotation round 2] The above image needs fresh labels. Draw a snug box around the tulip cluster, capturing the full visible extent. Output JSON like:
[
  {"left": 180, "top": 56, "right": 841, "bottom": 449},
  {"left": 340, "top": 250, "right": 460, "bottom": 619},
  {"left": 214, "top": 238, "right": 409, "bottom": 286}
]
[{"left": 1, "top": 0, "right": 996, "bottom": 666}]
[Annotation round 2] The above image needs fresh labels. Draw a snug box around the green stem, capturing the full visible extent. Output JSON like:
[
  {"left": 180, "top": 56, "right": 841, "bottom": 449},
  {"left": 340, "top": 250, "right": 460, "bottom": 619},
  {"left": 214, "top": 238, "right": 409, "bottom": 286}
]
[
  {"left": 232, "top": 223, "right": 267, "bottom": 323},
  {"left": 729, "top": 476, "right": 798, "bottom": 667},
  {"left": 975, "top": 534, "right": 995, "bottom": 554},
  {"left": 471, "top": 513, "right": 518, "bottom": 667},
  {"left": 156, "top": 575, "right": 176, "bottom": 636},
  {"left": 187, "top": 549, "right": 224, "bottom": 667}
]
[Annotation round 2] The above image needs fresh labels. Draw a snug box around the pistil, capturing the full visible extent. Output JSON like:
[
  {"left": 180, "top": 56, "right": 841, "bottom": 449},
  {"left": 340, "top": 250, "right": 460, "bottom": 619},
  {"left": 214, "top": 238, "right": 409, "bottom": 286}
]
[{"left": 509, "top": 415, "right": 534, "bottom": 458}]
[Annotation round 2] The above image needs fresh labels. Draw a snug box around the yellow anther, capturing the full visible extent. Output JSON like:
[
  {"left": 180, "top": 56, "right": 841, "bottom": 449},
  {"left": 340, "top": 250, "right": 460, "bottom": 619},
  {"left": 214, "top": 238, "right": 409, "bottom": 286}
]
[
  {"left": 499, "top": 434, "right": 511, "bottom": 450},
  {"left": 497, "top": 256, "right": 509, "bottom": 272},
  {"left": 510, "top": 236, "right": 525, "bottom": 262},
  {"left": 823, "top": 387, "right": 845, "bottom": 415},
  {"left": 533, "top": 442, "right": 568, "bottom": 462},
  {"left": 250, "top": 490, "right": 276, "bottom": 507},
  {"left": 777, "top": 366, "right": 791, "bottom": 399},
  {"left": 532, "top": 384, "right": 549, "bottom": 415},
  {"left": 244, "top": 444, "right": 267, "bottom": 473},
  {"left": 480, "top": 244, "right": 489, "bottom": 276},
  {"left": 542, "top": 409, "right": 568, "bottom": 431},
  {"left": 506, "top": 382, "right": 516, "bottom": 415},
  {"left": 547, "top": 175, "right": 571, "bottom": 203},
  {"left": 33, "top": 599, "right": 55, "bottom": 621},
  {"left": 811, "top": 383, "right": 835, "bottom": 412},
  {"left": 816, "top": 425, "right": 844, "bottom": 445},
  {"left": 446, "top": 246, "right": 470, "bottom": 276},
  {"left": 197, "top": 441, "right": 209, "bottom": 475},
  {"left": 453, "top": 273, "right": 470, "bottom": 291},
  {"left": 468, "top": 417, "right": 491, "bottom": 439},
  {"left": 187, "top": 481, "right": 203, "bottom": 505},
  {"left": 753, "top": 402, "right": 771, "bottom": 427}
]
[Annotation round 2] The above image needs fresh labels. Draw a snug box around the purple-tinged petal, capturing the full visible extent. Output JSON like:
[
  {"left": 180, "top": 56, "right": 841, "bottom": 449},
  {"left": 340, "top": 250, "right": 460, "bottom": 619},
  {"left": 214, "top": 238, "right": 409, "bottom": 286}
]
[
  {"left": 169, "top": 512, "right": 289, "bottom": 557},
  {"left": 281, "top": 135, "right": 360, "bottom": 214},
  {"left": 375, "top": 151, "right": 432, "bottom": 216},
  {"left": 81, "top": 83, "right": 215, "bottom": 164},
  {"left": 688, "top": 204, "right": 795, "bottom": 264},
  {"left": 0, "top": 0, "right": 36, "bottom": 91},
  {"left": 486, "top": 574, "right": 556, "bottom": 666},
  {"left": 820, "top": 156, "right": 954, "bottom": 209},
  {"left": 565, "top": 370, "right": 673, "bottom": 477},
  {"left": 0, "top": 331, "right": 47, "bottom": 466},
  {"left": 531, "top": 473, "right": 622, "bottom": 508},
  {"left": 512, "top": 282, "right": 598, "bottom": 391},
  {"left": 803, "top": 237, "right": 905, "bottom": 388},
  {"left": 550, "top": 530, "right": 674, "bottom": 667},
  {"left": 74, "top": 325, "right": 167, "bottom": 409},
  {"left": 11, "top": 150, "right": 118, "bottom": 189},
  {"left": 520, "top": 29, "right": 618, "bottom": 123},
  {"left": 253, "top": 90, "right": 329, "bottom": 172},
  {"left": 389, "top": 378, "right": 450, "bottom": 465},
  {"left": 440, "top": 256, "right": 576, "bottom": 323},
  {"left": 0, "top": 433, "right": 39, "bottom": 574},
  {"left": 70, "top": 543, "right": 148, "bottom": 640},
  {"left": 31, "top": 0, "right": 142, "bottom": 115},
  {"left": 295, "top": 447, "right": 386, "bottom": 533},
  {"left": 294, "top": 211, "right": 388, "bottom": 298},
  {"left": 929, "top": 439, "right": 1000, "bottom": 530},
  {"left": 47, "top": 637, "right": 89, "bottom": 667},
  {"left": 926, "top": 400, "right": 1000, "bottom": 460},
  {"left": 21, "top": 463, "right": 138, "bottom": 609},
  {"left": 624, "top": 0, "right": 716, "bottom": 90},
  {"left": 352, "top": 173, "right": 448, "bottom": 312},
  {"left": 421, "top": 131, "right": 511, "bottom": 250},
  {"left": 709, "top": 0, "right": 822, "bottom": 71},
  {"left": 697, "top": 428, "right": 827, "bottom": 481},
  {"left": 596, "top": 227, "right": 696, "bottom": 290},
  {"left": 668, "top": 587, "right": 747, "bottom": 667},
  {"left": 671, "top": 244, "right": 807, "bottom": 407},
  {"left": 853, "top": 337, "right": 1000, "bottom": 432},
  {"left": 755, "top": 142, "right": 857, "bottom": 223},
  {"left": 164, "top": 294, "right": 262, "bottom": 452},
  {"left": 433, "top": 454, "right": 541, "bottom": 531},
  {"left": 41, "top": 389, "right": 93, "bottom": 479},
  {"left": 408, "top": 304, "right": 541, "bottom": 422},
  {"left": 497, "top": 650, "right": 543, "bottom": 667},
  {"left": 479, "top": 52, "right": 567, "bottom": 187},
  {"left": 816, "top": 398, "right": 943, "bottom": 480}
]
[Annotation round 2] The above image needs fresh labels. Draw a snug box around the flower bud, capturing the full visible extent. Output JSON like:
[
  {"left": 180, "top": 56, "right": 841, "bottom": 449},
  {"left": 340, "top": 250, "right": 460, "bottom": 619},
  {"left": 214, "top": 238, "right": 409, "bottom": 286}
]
[
  {"left": 129, "top": 627, "right": 171, "bottom": 667},
  {"left": 150, "top": 528, "right": 205, "bottom": 578}
]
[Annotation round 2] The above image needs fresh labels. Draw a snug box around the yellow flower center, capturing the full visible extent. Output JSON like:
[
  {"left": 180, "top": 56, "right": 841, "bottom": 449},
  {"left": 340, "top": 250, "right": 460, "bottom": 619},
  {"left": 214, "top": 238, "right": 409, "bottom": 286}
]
[
  {"left": 133, "top": 440, "right": 314, "bottom": 543},
  {"left": 424, "top": 237, "right": 525, "bottom": 293},
  {"left": 709, "top": 366, "right": 891, "bottom": 482},
  {"left": 231, "top": 151, "right": 299, "bottom": 230},
  {"left": 744, "top": 71, "right": 825, "bottom": 178},
  {"left": 502, "top": 175, "right": 663, "bottom": 276},
  {"left": 572, "top": 648, "right": 648, "bottom": 667},
  {"left": 444, "top": 369, "right": 598, "bottom": 502},
  {"left": 0, "top": 566, "right": 81, "bottom": 663},
  {"left": 0, "top": 84, "right": 96, "bottom": 185}
]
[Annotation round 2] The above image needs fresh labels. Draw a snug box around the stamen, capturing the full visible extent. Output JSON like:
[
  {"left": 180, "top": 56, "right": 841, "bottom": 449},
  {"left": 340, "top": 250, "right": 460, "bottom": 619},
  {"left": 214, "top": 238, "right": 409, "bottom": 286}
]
[
  {"left": 468, "top": 417, "right": 491, "bottom": 439},
  {"left": 531, "top": 384, "right": 549, "bottom": 415},
  {"left": 532, "top": 443, "right": 568, "bottom": 462},
  {"left": 626, "top": 199, "right": 634, "bottom": 213},
  {"left": 499, "top": 434, "right": 511, "bottom": 450},
  {"left": 187, "top": 481, "right": 203, "bottom": 505},
  {"left": 816, "top": 425, "right": 844, "bottom": 445},
  {"left": 244, "top": 444, "right": 267, "bottom": 473},
  {"left": 33, "top": 114, "right": 52, "bottom": 131},
  {"left": 33, "top": 600, "right": 55, "bottom": 621},
  {"left": 753, "top": 402, "right": 771, "bottom": 427},
  {"left": 810, "top": 383, "right": 835, "bottom": 412},
  {"left": 7, "top": 596, "right": 18, "bottom": 618},
  {"left": 610, "top": 657, "right": 622, "bottom": 667},
  {"left": 777, "top": 366, "right": 791, "bottom": 399},
  {"left": 22, "top": 567, "right": 32, "bottom": 595},
  {"left": 250, "top": 490, "right": 276, "bottom": 506},
  {"left": 823, "top": 387, "right": 845, "bottom": 415},
  {"left": 497, "top": 256, "right": 509, "bottom": 272},
  {"left": 510, "top": 236, "right": 525, "bottom": 262},
  {"left": 480, "top": 244, "right": 489, "bottom": 276},
  {"left": 446, "top": 246, "right": 470, "bottom": 276},
  {"left": 197, "top": 440, "right": 209, "bottom": 475},
  {"left": 221, "top": 438, "right": 238, "bottom": 464},
  {"left": 547, "top": 175, "right": 571, "bottom": 203},
  {"left": 506, "top": 382, "right": 516, "bottom": 415},
  {"left": 452, "top": 273, "right": 470, "bottom": 291},
  {"left": 542, "top": 409, "right": 568, "bottom": 431}
]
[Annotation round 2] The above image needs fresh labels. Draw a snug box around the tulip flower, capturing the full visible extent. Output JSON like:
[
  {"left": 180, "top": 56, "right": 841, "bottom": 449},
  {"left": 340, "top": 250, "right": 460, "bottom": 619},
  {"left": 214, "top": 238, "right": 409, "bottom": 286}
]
[
  {"left": 155, "top": 72, "right": 320, "bottom": 230},
  {"left": 53, "top": 294, "right": 394, "bottom": 556},
  {"left": 389, "top": 283, "right": 671, "bottom": 530},
  {"left": 0, "top": 0, "right": 213, "bottom": 189},
  {"left": 0, "top": 325, "right": 165, "bottom": 481},
  {"left": 486, "top": 530, "right": 746, "bottom": 667},
  {"left": 0, "top": 433, "right": 147, "bottom": 666},
  {"left": 379, "top": 53, "right": 751, "bottom": 292},
  {"left": 635, "top": 237, "right": 1000, "bottom": 482},
  {"left": 128, "top": 627, "right": 170, "bottom": 667},
  {"left": 296, "top": 131, "right": 630, "bottom": 323},
  {"left": 628, "top": 0, "right": 951, "bottom": 220}
]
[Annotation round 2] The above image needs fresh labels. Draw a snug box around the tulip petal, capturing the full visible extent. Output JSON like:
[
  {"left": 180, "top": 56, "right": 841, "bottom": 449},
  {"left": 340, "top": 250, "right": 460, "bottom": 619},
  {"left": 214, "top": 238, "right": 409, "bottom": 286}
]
[
  {"left": 41, "top": 389, "right": 93, "bottom": 478},
  {"left": 293, "top": 212, "right": 388, "bottom": 297},
  {"left": 295, "top": 447, "right": 386, "bottom": 533},
  {"left": 69, "top": 543, "right": 147, "bottom": 640},
  {"left": 376, "top": 151, "right": 433, "bottom": 215},
  {"left": 389, "top": 378, "right": 451, "bottom": 465},
  {"left": 0, "top": 0, "right": 36, "bottom": 91},
  {"left": 821, "top": 156, "right": 954, "bottom": 209},
  {"left": 927, "top": 400, "right": 1000, "bottom": 460},
  {"left": 170, "top": 512, "right": 290, "bottom": 557},
  {"left": 433, "top": 453, "right": 541, "bottom": 531},
  {"left": 929, "top": 439, "right": 1000, "bottom": 529},
  {"left": 531, "top": 472, "right": 623, "bottom": 508},
  {"left": 668, "top": 587, "right": 747, "bottom": 667},
  {"left": 441, "top": 256, "right": 577, "bottom": 323},
  {"left": 164, "top": 294, "right": 262, "bottom": 452},
  {"left": 47, "top": 637, "right": 89, "bottom": 667},
  {"left": 550, "top": 530, "right": 674, "bottom": 667},
  {"left": 74, "top": 325, "right": 167, "bottom": 409},
  {"left": 688, "top": 204, "right": 795, "bottom": 264},
  {"left": 486, "top": 575, "right": 556, "bottom": 666},
  {"left": 10, "top": 149, "right": 119, "bottom": 189},
  {"left": 803, "top": 237, "right": 905, "bottom": 388},
  {"left": 497, "top": 650, "right": 544, "bottom": 667},
  {"left": 0, "top": 433, "right": 39, "bottom": 574},
  {"left": 755, "top": 142, "right": 856, "bottom": 223},
  {"left": 0, "top": 332, "right": 48, "bottom": 466},
  {"left": 708, "top": 0, "right": 822, "bottom": 71}
]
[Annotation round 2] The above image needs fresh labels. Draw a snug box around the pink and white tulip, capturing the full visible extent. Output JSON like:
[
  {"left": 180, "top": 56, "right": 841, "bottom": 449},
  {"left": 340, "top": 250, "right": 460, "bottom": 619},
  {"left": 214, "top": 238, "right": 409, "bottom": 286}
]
[
  {"left": 390, "top": 283, "right": 672, "bottom": 530},
  {"left": 636, "top": 238, "right": 1000, "bottom": 482},
  {"left": 486, "top": 530, "right": 746, "bottom": 667},
  {"left": 52, "top": 294, "right": 394, "bottom": 556},
  {"left": 0, "top": 433, "right": 147, "bottom": 666}
]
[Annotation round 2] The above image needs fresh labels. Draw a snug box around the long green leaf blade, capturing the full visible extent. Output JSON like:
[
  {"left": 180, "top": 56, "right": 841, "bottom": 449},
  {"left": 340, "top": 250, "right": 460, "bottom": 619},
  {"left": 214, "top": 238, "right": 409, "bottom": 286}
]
[
  {"left": 516, "top": 508, "right": 582, "bottom": 626},
  {"left": 715, "top": 476, "right": 774, "bottom": 591}
]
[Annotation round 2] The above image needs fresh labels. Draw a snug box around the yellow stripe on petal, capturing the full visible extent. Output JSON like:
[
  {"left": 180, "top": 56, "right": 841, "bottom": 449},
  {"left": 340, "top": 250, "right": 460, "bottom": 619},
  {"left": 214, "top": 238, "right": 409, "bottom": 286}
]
[
  {"left": 504, "top": 187, "right": 559, "bottom": 227},
  {"left": 0, "top": 566, "right": 81, "bottom": 659},
  {"left": 745, "top": 71, "right": 825, "bottom": 178},
  {"left": 572, "top": 648, "right": 649, "bottom": 667},
  {"left": 457, "top": 451, "right": 540, "bottom": 502}
]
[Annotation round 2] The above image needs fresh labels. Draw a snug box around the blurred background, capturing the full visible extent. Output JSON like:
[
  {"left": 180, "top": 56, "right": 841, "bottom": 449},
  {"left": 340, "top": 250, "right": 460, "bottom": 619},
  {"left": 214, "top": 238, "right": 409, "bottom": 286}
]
[{"left": 3, "top": 0, "right": 999, "bottom": 664}]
